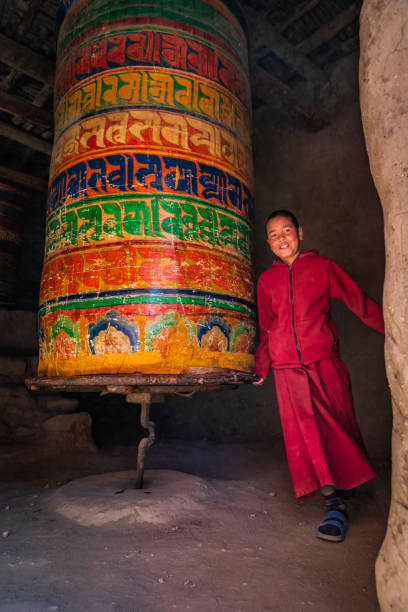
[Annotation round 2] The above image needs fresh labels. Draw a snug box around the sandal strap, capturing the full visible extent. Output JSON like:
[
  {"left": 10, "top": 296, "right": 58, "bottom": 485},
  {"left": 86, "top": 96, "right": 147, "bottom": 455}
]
[
  {"left": 320, "top": 510, "right": 348, "bottom": 526},
  {"left": 325, "top": 495, "right": 345, "bottom": 508}
]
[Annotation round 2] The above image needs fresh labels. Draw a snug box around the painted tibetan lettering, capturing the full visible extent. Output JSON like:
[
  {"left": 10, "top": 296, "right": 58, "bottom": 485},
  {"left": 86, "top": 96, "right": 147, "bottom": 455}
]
[
  {"left": 55, "top": 30, "right": 250, "bottom": 109},
  {"left": 47, "top": 154, "right": 253, "bottom": 218},
  {"left": 40, "top": 0, "right": 254, "bottom": 377},
  {"left": 54, "top": 69, "right": 249, "bottom": 141},
  {"left": 45, "top": 195, "right": 251, "bottom": 259},
  {"left": 57, "top": 0, "right": 247, "bottom": 65},
  {"left": 40, "top": 243, "right": 254, "bottom": 303},
  {"left": 50, "top": 110, "right": 252, "bottom": 183}
]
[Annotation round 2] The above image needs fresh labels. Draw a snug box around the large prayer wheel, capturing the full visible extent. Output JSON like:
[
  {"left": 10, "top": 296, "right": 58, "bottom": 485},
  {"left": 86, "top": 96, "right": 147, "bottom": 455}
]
[
  {"left": 38, "top": 0, "right": 255, "bottom": 377},
  {"left": 0, "top": 182, "right": 24, "bottom": 307}
]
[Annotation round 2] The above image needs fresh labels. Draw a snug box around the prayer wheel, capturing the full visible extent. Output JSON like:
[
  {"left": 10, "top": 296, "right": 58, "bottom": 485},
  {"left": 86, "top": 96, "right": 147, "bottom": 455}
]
[
  {"left": 38, "top": 0, "right": 255, "bottom": 377},
  {"left": 0, "top": 182, "right": 24, "bottom": 307}
]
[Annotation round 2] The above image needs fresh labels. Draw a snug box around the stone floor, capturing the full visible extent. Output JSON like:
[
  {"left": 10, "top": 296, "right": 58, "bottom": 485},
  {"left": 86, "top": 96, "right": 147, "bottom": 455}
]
[{"left": 0, "top": 438, "right": 390, "bottom": 611}]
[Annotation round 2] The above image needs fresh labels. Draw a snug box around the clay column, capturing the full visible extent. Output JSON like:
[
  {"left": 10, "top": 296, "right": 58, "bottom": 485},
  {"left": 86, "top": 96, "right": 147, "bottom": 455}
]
[{"left": 360, "top": 2, "right": 408, "bottom": 609}]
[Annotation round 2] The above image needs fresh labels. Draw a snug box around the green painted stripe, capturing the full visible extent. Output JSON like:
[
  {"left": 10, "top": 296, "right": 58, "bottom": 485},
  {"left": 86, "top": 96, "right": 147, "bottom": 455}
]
[
  {"left": 46, "top": 192, "right": 253, "bottom": 228},
  {"left": 58, "top": 0, "right": 246, "bottom": 62},
  {"left": 39, "top": 293, "right": 254, "bottom": 317}
]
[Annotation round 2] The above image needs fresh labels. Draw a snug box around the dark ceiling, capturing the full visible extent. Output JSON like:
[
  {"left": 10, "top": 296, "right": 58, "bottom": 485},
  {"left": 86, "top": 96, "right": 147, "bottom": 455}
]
[{"left": 0, "top": 0, "right": 362, "bottom": 194}]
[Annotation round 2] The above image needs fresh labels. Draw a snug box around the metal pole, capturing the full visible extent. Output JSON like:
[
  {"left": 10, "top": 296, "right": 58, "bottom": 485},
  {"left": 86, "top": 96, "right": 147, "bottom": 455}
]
[{"left": 126, "top": 392, "right": 156, "bottom": 489}]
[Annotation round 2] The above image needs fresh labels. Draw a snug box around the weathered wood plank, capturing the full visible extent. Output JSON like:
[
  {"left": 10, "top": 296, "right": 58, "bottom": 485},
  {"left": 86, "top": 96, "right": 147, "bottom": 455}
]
[
  {"left": 296, "top": 3, "right": 360, "bottom": 55},
  {"left": 25, "top": 370, "right": 254, "bottom": 392},
  {"left": 245, "top": 6, "right": 327, "bottom": 85},
  {"left": 0, "top": 34, "right": 55, "bottom": 85},
  {"left": 251, "top": 61, "right": 328, "bottom": 131},
  {"left": 0, "top": 120, "right": 52, "bottom": 155},
  {"left": 276, "top": 0, "right": 322, "bottom": 33},
  {"left": 0, "top": 91, "right": 53, "bottom": 128},
  {"left": 0, "top": 165, "right": 48, "bottom": 192}
]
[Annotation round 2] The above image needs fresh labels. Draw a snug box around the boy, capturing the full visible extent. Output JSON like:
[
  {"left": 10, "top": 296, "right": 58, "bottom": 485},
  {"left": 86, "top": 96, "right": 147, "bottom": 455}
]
[{"left": 253, "top": 210, "right": 384, "bottom": 541}]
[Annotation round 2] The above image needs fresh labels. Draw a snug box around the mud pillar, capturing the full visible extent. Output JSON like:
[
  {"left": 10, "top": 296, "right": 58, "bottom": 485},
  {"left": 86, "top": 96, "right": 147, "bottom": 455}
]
[{"left": 360, "top": 2, "right": 408, "bottom": 609}]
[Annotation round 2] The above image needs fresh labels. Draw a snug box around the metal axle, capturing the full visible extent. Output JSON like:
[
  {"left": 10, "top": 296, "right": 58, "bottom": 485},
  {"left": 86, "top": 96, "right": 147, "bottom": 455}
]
[{"left": 126, "top": 392, "right": 156, "bottom": 489}]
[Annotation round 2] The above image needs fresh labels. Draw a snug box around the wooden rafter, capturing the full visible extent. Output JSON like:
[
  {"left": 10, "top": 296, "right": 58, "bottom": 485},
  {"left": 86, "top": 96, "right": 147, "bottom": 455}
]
[
  {"left": 14, "top": 84, "right": 54, "bottom": 134},
  {"left": 0, "top": 165, "right": 48, "bottom": 192},
  {"left": 16, "top": 0, "right": 43, "bottom": 40},
  {"left": 296, "top": 3, "right": 360, "bottom": 55},
  {"left": 0, "top": 120, "right": 52, "bottom": 156},
  {"left": 0, "top": 91, "right": 53, "bottom": 128},
  {"left": 251, "top": 60, "right": 328, "bottom": 131},
  {"left": 0, "top": 34, "right": 55, "bottom": 85},
  {"left": 276, "top": 0, "right": 321, "bottom": 33},
  {"left": 244, "top": 6, "right": 327, "bottom": 86}
]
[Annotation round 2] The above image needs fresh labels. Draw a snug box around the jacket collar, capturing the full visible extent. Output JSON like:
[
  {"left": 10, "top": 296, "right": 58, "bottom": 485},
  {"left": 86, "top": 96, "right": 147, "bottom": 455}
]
[{"left": 272, "top": 249, "right": 318, "bottom": 268}]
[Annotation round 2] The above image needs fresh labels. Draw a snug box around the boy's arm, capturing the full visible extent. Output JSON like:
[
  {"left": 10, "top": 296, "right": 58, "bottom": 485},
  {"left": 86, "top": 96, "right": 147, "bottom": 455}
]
[
  {"left": 254, "top": 277, "right": 275, "bottom": 379},
  {"left": 328, "top": 260, "right": 384, "bottom": 333}
]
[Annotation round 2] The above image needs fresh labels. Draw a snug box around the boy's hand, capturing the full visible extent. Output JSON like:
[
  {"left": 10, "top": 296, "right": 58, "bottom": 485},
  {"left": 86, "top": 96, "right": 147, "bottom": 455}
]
[{"left": 252, "top": 377, "right": 265, "bottom": 386}]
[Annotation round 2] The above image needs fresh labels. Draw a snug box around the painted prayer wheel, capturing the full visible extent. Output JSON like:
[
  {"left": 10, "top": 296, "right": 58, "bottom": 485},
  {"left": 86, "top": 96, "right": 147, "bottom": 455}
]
[
  {"left": 0, "top": 182, "right": 24, "bottom": 307},
  {"left": 38, "top": 0, "right": 255, "bottom": 377}
]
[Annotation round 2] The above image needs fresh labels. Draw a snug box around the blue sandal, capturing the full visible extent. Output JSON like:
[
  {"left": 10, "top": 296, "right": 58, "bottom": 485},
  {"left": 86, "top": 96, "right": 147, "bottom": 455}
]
[{"left": 317, "top": 509, "right": 349, "bottom": 542}]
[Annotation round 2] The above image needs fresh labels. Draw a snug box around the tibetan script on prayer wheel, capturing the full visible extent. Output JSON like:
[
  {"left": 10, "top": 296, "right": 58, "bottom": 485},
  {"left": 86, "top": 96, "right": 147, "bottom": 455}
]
[{"left": 38, "top": 0, "right": 255, "bottom": 377}]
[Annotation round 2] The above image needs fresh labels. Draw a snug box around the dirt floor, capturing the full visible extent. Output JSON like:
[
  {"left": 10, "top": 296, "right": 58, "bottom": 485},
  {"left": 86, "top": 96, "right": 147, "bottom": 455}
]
[{"left": 0, "top": 438, "right": 390, "bottom": 612}]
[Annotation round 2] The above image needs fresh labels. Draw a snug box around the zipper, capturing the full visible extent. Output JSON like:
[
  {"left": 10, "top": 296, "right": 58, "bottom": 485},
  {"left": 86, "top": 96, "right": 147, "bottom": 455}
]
[{"left": 289, "top": 264, "right": 304, "bottom": 366}]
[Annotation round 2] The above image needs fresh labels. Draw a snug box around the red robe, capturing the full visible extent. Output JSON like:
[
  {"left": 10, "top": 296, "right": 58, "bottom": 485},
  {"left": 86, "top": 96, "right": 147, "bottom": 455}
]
[{"left": 254, "top": 250, "right": 384, "bottom": 497}]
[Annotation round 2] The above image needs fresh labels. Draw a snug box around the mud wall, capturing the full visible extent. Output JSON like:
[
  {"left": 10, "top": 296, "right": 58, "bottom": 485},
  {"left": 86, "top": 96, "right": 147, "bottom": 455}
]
[{"left": 360, "top": 1, "right": 408, "bottom": 609}]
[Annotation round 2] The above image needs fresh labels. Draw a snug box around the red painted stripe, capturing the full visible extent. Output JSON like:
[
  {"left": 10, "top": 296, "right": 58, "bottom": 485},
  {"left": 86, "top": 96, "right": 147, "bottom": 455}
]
[
  {"left": 43, "top": 237, "right": 250, "bottom": 267},
  {"left": 58, "top": 15, "right": 246, "bottom": 70}
]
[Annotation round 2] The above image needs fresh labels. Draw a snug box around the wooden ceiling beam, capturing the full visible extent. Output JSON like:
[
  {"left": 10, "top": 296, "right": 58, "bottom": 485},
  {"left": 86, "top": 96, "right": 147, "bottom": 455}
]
[
  {"left": 0, "top": 91, "right": 53, "bottom": 128},
  {"left": 276, "top": 0, "right": 321, "bottom": 33},
  {"left": 0, "top": 120, "right": 52, "bottom": 156},
  {"left": 251, "top": 62, "right": 328, "bottom": 131},
  {"left": 296, "top": 3, "right": 360, "bottom": 55},
  {"left": 244, "top": 6, "right": 327, "bottom": 86},
  {"left": 0, "top": 165, "right": 48, "bottom": 192},
  {"left": 0, "top": 34, "right": 55, "bottom": 86},
  {"left": 14, "top": 84, "right": 54, "bottom": 134}
]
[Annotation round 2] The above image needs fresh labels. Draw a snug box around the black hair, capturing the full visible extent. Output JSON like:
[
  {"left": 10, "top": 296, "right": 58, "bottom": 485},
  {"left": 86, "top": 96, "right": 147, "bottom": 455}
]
[{"left": 264, "top": 209, "right": 300, "bottom": 235}]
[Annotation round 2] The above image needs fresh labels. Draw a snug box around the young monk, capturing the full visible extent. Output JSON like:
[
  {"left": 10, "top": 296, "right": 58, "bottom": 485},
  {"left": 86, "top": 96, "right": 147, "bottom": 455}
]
[{"left": 253, "top": 209, "right": 384, "bottom": 542}]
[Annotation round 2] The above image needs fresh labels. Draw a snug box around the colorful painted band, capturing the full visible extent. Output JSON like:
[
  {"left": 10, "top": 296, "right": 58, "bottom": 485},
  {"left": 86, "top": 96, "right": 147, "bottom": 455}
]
[
  {"left": 40, "top": 241, "right": 253, "bottom": 303},
  {"left": 38, "top": 299, "right": 256, "bottom": 374},
  {"left": 51, "top": 109, "right": 252, "bottom": 184},
  {"left": 47, "top": 154, "right": 253, "bottom": 220},
  {"left": 57, "top": 0, "right": 247, "bottom": 63},
  {"left": 55, "top": 29, "right": 250, "bottom": 108},
  {"left": 45, "top": 194, "right": 252, "bottom": 260},
  {"left": 39, "top": 285, "right": 255, "bottom": 318},
  {"left": 38, "top": 307, "right": 255, "bottom": 376},
  {"left": 40, "top": 300, "right": 255, "bottom": 324},
  {"left": 54, "top": 68, "right": 249, "bottom": 140}
]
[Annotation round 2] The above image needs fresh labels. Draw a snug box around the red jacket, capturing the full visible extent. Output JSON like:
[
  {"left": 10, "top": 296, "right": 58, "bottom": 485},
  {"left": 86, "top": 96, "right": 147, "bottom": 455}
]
[{"left": 254, "top": 250, "right": 384, "bottom": 377}]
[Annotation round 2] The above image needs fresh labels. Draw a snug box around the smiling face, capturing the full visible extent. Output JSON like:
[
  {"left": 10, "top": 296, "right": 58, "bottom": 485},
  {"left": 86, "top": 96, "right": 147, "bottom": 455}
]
[{"left": 266, "top": 215, "right": 303, "bottom": 266}]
